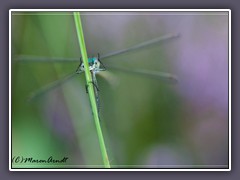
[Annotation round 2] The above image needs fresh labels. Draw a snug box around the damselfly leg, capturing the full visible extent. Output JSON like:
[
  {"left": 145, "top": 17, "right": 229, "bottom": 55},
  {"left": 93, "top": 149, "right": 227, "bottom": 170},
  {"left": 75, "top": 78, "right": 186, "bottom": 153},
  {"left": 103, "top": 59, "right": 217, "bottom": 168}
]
[
  {"left": 98, "top": 53, "right": 106, "bottom": 70},
  {"left": 85, "top": 80, "right": 100, "bottom": 94},
  {"left": 76, "top": 57, "right": 83, "bottom": 74},
  {"left": 84, "top": 72, "right": 101, "bottom": 113},
  {"left": 92, "top": 72, "right": 101, "bottom": 113}
]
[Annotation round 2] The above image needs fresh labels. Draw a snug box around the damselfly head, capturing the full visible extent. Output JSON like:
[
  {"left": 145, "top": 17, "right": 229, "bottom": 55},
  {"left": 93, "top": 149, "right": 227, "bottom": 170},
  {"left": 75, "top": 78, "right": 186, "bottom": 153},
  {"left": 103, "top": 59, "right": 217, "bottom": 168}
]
[{"left": 80, "top": 57, "right": 101, "bottom": 71}]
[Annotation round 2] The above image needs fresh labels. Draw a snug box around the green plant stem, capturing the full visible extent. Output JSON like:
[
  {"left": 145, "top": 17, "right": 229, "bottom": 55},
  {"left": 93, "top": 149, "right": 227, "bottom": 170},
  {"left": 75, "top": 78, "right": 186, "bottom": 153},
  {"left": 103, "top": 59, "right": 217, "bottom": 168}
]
[{"left": 73, "top": 12, "right": 110, "bottom": 168}]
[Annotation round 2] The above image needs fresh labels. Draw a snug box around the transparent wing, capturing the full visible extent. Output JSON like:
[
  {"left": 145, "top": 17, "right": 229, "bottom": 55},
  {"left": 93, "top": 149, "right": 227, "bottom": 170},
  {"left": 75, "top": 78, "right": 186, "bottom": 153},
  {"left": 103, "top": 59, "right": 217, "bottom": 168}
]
[
  {"left": 14, "top": 55, "right": 79, "bottom": 63},
  {"left": 28, "top": 72, "right": 80, "bottom": 101},
  {"left": 105, "top": 65, "right": 178, "bottom": 84},
  {"left": 101, "top": 33, "right": 180, "bottom": 60},
  {"left": 97, "top": 71, "right": 119, "bottom": 88},
  {"left": 14, "top": 33, "right": 179, "bottom": 63}
]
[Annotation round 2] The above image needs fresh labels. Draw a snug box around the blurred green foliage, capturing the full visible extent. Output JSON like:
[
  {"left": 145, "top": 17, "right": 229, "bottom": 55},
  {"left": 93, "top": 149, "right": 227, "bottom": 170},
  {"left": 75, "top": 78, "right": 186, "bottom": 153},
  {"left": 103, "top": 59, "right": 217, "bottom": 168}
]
[{"left": 11, "top": 11, "right": 229, "bottom": 168}]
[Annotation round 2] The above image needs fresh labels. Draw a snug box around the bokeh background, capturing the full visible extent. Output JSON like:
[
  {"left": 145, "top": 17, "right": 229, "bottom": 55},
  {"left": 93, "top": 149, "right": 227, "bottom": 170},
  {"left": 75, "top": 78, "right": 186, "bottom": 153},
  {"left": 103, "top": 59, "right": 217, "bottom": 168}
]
[{"left": 11, "top": 11, "right": 229, "bottom": 168}]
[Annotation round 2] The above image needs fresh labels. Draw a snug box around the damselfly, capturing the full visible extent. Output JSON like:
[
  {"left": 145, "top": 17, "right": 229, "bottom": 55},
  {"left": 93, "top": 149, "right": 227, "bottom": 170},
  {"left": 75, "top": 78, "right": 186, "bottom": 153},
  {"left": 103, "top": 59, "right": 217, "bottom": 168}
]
[{"left": 15, "top": 33, "right": 179, "bottom": 113}]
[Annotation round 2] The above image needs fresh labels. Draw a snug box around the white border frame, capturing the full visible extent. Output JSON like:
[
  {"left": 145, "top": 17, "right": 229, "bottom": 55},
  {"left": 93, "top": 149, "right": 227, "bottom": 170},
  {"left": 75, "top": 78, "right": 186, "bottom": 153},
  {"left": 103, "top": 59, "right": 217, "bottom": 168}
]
[{"left": 9, "top": 9, "right": 231, "bottom": 171}]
